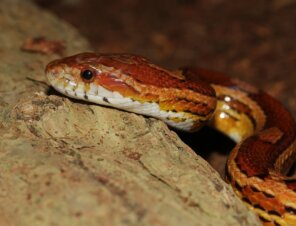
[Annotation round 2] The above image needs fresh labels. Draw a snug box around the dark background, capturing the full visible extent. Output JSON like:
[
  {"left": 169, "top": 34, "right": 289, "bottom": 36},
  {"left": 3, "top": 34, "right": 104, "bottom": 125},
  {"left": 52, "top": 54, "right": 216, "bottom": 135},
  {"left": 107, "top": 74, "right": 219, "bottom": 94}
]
[{"left": 35, "top": 0, "right": 296, "bottom": 175}]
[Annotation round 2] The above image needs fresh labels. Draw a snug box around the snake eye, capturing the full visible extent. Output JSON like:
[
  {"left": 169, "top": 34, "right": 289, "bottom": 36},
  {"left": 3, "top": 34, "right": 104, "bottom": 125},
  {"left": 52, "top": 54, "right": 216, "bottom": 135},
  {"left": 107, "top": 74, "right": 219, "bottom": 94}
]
[{"left": 81, "top": 69, "right": 94, "bottom": 82}]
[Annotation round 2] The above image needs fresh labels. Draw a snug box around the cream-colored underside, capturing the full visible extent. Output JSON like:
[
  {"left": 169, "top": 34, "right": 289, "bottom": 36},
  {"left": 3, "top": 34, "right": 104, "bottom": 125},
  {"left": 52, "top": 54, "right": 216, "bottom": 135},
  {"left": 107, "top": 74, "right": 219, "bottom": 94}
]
[{"left": 49, "top": 74, "right": 196, "bottom": 131}]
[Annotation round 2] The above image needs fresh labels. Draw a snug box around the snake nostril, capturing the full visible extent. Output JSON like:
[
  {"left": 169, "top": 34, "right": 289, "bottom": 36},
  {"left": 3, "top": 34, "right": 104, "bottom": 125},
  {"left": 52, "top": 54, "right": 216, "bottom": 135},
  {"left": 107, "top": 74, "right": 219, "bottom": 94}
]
[
  {"left": 45, "top": 63, "right": 52, "bottom": 74},
  {"left": 45, "top": 61, "right": 59, "bottom": 76},
  {"left": 45, "top": 58, "right": 65, "bottom": 74}
]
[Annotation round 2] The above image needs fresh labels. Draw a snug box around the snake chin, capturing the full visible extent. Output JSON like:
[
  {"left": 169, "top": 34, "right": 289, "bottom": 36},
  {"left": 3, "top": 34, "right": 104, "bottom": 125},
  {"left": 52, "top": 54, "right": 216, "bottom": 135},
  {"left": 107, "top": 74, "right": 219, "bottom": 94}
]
[{"left": 48, "top": 79, "right": 198, "bottom": 132}]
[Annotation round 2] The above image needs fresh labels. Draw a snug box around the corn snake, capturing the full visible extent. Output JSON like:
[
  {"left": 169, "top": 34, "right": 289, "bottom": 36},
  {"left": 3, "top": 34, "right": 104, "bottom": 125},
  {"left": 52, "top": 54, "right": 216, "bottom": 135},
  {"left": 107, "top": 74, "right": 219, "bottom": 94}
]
[{"left": 45, "top": 53, "right": 296, "bottom": 226}]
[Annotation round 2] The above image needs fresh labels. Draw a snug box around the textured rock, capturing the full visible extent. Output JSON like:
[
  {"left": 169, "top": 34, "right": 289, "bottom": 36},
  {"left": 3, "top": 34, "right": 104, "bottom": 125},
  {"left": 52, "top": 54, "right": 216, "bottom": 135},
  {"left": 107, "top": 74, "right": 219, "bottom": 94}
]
[{"left": 0, "top": 1, "right": 261, "bottom": 226}]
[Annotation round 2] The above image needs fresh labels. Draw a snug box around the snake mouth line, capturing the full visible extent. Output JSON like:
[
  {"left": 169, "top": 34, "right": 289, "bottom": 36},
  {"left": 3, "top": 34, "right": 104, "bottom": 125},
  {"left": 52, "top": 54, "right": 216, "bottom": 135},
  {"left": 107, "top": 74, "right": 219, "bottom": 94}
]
[
  {"left": 48, "top": 79, "right": 199, "bottom": 131},
  {"left": 46, "top": 70, "right": 206, "bottom": 132}
]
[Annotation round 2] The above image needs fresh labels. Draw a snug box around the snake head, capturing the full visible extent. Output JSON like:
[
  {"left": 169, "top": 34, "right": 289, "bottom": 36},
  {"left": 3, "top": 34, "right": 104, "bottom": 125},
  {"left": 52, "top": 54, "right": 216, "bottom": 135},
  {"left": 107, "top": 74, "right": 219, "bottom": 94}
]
[
  {"left": 46, "top": 53, "right": 216, "bottom": 132},
  {"left": 46, "top": 52, "right": 144, "bottom": 104}
]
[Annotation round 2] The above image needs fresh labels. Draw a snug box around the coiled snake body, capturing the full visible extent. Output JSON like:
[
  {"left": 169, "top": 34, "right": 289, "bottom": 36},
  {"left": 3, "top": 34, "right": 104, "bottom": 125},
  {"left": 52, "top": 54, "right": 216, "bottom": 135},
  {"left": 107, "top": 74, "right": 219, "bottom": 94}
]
[{"left": 46, "top": 53, "right": 296, "bottom": 226}]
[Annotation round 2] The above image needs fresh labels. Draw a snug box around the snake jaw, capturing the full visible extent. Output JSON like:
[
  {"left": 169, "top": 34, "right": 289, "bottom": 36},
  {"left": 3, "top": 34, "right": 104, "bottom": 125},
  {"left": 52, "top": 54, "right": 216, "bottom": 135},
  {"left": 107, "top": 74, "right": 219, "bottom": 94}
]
[{"left": 47, "top": 68, "right": 199, "bottom": 131}]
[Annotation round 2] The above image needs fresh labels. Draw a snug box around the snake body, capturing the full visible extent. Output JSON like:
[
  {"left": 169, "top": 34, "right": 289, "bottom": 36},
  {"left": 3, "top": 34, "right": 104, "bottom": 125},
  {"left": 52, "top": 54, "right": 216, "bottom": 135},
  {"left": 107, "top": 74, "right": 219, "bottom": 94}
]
[{"left": 46, "top": 53, "right": 296, "bottom": 225}]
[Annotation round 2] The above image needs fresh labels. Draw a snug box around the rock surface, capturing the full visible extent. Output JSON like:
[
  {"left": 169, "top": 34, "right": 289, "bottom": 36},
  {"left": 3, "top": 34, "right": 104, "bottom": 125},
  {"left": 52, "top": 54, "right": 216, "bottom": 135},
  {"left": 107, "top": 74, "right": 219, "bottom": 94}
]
[{"left": 0, "top": 1, "right": 261, "bottom": 226}]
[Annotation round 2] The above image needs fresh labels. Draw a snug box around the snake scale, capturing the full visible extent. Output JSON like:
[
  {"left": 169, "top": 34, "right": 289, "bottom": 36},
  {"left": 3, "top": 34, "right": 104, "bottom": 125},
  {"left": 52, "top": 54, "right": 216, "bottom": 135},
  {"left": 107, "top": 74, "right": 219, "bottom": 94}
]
[{"left": 46, "top": 53, "right": 296, "bottom": 226}]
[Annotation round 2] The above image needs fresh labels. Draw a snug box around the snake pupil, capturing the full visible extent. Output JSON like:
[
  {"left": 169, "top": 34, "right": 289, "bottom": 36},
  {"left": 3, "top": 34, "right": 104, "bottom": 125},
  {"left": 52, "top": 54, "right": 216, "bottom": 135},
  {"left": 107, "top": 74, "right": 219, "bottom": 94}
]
[{"left": 81, "top": 70, "right": 94, "bottom": 81}]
